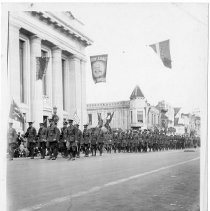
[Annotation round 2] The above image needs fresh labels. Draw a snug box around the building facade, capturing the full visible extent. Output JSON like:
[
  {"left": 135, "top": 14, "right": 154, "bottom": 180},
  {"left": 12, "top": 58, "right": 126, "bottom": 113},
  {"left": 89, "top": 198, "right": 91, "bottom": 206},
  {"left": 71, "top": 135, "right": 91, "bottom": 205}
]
[
  {"left": 87, "top": 86, "right": 161, "bottom": 130},
  {"left": 8, "top": 11, "right": 92, "bottom": 131}
]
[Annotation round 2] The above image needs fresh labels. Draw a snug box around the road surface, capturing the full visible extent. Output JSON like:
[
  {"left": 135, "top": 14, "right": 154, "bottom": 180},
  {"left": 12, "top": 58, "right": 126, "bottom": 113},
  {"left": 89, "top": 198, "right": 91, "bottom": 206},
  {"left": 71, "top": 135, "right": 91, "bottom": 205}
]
[{"left": 7, "top": 149, "right": 200, "bottom": 211}]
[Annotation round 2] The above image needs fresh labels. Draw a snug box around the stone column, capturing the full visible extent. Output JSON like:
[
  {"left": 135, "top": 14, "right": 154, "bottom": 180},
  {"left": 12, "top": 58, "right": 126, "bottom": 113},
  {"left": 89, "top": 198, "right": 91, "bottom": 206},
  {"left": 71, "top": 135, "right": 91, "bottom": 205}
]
[
  {"left": 81, "top": 59, "right": 87, "bottom": 126},
  {"left": 69, "top": 55, "right": 82, "bottom": 128},
  {"left": 30, "top": 35, "right": 42, "bottom": 129},
  {"left": 52, "top": 46, "right": 63, "bottom": 128},
  {"left": 9, "top": 23, "right": 20, "bottom": 104}
]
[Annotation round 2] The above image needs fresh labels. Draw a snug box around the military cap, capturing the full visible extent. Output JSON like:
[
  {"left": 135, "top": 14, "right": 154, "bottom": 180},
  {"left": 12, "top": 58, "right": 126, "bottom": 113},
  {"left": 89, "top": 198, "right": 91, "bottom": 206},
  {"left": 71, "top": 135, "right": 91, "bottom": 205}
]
[
  {"left": 68, "top": 119, "right": 73, "bottom": 122},
  {"left": 83, "top": 124, "right": 88, "bottom": 127},
  {"left": 53, "top": 106, "right": 57, "bottom": 109},
  {"left": 75, "top": 124, "right": 79, "bottom": 127},
  {"left": 63, "top": 121, "right": 68, "bottom": 125},
  {"left": 28, "top": 121, "right": 34, "bottom": 124},
  {"left": 39, "top": 122, "right": 44, "bottom": 125},
  {"left": 48, "top": 118, "right": 53, "bottom": 122}
]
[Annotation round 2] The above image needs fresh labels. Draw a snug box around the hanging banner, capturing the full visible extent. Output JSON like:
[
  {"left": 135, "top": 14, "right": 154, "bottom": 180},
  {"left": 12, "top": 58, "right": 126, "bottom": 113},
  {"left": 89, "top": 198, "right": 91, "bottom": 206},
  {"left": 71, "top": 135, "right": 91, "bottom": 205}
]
[
  {"left": 90, "top": 54, "right": 108, "bottom": 83},
  {"left": 149, "top": 40, "right": 172, "bottom": 69},
  {"left": 36, "top": 57, "right": 49, "bottom": 80}
]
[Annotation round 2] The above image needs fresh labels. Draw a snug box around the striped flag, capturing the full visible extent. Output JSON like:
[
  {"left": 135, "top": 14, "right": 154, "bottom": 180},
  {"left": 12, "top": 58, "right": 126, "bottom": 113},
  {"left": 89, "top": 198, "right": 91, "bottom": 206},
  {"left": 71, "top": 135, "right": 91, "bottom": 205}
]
[
  {"left": 9, "top": 99, "right": 25, "bottom": 123},
  {"left": 150, "top": 40, "right": 172, "bottom": 68},
  {"left": 73, "top": 111, "right": 80, "bottom": 125}
]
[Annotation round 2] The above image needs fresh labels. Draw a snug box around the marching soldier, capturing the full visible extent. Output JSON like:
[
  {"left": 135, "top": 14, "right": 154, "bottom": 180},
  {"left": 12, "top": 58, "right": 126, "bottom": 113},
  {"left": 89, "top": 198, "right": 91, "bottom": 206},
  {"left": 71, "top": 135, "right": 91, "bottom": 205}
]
[
  {"left": 90, "top": 128, "right": 97, "bottom": 156},
  {"left": 7, "top": 121, "right": 17, "bottom": 160},
  {"left": 37, "top": 122, "right": 47, "bottom": 159},
  {"left": 67, "top": 119, "right": 77, "bottom": 160},
  {"left": 97, "top": 128, "right": 105, "bottom": 156},
  {"left": 75, "top": 124, "right": 83, "bottom": 158},
  {"left": 60, "top": 121, "right": 68, "bottom": 158},
  {"left": 25, "top": 121, "right": 37, "bottom": 159},
  {"left": 46, "top": 119, "right": 58, "bottom": 160},
  {"left": 83, "top": 124, "right": 90, "bottom": 157}
]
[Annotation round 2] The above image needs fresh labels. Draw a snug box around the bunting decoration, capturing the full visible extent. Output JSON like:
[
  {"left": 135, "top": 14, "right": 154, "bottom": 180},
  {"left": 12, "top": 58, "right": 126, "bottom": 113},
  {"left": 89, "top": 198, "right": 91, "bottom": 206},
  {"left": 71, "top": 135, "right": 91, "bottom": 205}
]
[
  {"left": 36, "top": 57, "right": 49, "bottom": 80},
  {"left": 149, "top": 40, "right": 172, "bottom": 68},
  {"left": 90, "top": 54, "right": 108, "bottom": 83},
  {"left": 9, "top": 99, "right": 25, "bottom": 123}
]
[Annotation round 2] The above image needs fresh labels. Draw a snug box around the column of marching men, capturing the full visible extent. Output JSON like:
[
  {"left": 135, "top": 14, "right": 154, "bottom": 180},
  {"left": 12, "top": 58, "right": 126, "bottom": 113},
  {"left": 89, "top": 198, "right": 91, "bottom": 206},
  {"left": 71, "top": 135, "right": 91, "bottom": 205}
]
[{"left": 7, "top": 119, "right": 200, "bottom": 161}]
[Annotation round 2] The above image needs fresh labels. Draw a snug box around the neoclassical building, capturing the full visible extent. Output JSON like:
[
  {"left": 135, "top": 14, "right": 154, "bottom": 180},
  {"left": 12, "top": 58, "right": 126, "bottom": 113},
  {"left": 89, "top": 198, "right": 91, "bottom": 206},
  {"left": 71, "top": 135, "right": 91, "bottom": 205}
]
[
  {"left": 8, "top": 11, "right": 93, "bottom": 131},
  {"left": 87, "top": 86, "right": 161, "bottom": 130}
]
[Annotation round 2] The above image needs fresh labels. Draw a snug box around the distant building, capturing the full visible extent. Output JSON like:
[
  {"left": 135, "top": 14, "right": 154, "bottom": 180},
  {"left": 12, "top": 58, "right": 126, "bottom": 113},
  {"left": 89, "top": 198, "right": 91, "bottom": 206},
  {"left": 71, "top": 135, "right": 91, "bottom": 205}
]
[{"left": 87, "top": 85, "right": 160, "bottom": 130}]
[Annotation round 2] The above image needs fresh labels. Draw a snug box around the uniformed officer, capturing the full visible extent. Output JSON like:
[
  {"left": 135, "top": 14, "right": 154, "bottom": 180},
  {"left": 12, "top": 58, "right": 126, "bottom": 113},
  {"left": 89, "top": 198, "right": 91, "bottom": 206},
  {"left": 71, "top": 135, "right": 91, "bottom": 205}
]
[
  {"left": 25, "top": 121, "right": 37, "bottom": 159},
  {"left": 52, "top": 106, "right": 59, "bottom": 124},
  {"left": 37, "top": 122, "right": 47, "bottom": 159},
  {"left": 46, "top": 119, "right": 58, "bottom": 160},
  {"left": 75, "top": 124, "right": 83, "bottom": 158},
  {"left": 97, "top": 128, "right": 104, "bottom": 156},
  {"left": 7, "top": 121, "right": 17, "bottom": 160},
  {"left": 60, "top": 121, "right": 68, "bottom": 158},
  {"left": 90, "top": 128, "right": 97, "bottom": 156},
  {"left": 83, "top": 124, "right": 90, "bottom": 157},
  {"left": 67, "top": 119, "right": 77, "bottom": 160}
]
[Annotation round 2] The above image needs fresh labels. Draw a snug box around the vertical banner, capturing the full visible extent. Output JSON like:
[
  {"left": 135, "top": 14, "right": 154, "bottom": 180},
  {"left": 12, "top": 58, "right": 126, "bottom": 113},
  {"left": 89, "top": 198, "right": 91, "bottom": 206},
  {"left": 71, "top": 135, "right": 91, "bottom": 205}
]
[
  {"left": 90, "top": 54, "right": 108, "bottom": 83},
  {"left": 36, "top": 57, "right": 49, "bottom": 80}
]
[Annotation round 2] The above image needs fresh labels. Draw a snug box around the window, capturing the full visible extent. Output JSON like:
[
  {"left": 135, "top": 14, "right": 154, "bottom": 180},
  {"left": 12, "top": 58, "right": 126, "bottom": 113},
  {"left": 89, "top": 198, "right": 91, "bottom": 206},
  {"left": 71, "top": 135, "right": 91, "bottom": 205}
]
[
  {"left": 19, "top": 40, "right": 25, "bottom": 103},
  {"left": 131, "top": 111, "right": 133, "bottom": 123},
  {"left": 137, "top": 111, "right": 143, "bottom": 123},
  {"left": 88, "top": 114, "right": 92, "bottom": 125},
  {"left": 41, "top": 50, "right": 47, "bottom": 96},
  {"left": 62, "top": 59, "right": 66, "bottom": 110}
]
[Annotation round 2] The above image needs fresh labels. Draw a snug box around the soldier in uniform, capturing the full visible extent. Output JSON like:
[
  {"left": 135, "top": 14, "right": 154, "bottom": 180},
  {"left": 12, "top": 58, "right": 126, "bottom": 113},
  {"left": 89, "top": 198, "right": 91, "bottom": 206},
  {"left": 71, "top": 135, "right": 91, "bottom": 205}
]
[
  {"left": 37, "top": 122, "right": 47, "bottom": 159},
  {"left": 97, "top": 128, "right": 104, "bottom": 156},
  {"left": 75, "top": 124, "right": 83, "bottom": 158},
  {"left": 46, "top": 119, "right": 58, "bottom": 160},
  {"left": 25, "top": 121, "right": 37, "bottom": 159},
  {"left": 7, "top": 121, "right": 17, "bottom": 160},
  {"left": 60, "top": 121, "right": 68, "bottom": 158},
  {"left": 52, "top": 106, "right": 59, "bottom": 124},
  {"left": 83, "top": 124, "right": 90, "bottom": 157},
  {"left": 67, "top": 119, "right": 77, "bottom": 160},
  {"left": 90, "top": 128, "right": 97, "bottom": 156}
]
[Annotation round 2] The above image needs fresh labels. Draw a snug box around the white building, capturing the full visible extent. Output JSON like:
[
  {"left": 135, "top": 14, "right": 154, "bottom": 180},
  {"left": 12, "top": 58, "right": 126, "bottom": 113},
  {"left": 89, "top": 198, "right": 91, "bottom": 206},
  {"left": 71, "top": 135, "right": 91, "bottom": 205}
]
[
  {"left": 87, "top": 85, "right": 160, "bottom": 130},
  {"left": 8, "top": 11, "right": 93, "bottom": 131}
]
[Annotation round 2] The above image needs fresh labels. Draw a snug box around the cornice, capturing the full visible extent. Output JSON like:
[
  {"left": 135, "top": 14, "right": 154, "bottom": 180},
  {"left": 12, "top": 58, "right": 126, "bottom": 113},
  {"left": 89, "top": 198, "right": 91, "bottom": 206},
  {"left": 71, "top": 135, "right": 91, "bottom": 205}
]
[
  {"left": 30, "top": 11, "right": 93, "bottom": 46},
  {"left": 12, "top": 14, "right": 86, "bottom": 59}
]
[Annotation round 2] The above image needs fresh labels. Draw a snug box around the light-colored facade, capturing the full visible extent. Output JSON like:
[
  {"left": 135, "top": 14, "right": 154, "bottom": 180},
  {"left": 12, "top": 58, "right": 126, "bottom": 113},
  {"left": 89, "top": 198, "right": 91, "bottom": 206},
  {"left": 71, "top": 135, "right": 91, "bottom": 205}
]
[
  {"left": 87, "top": 86, "right": 160, "bottom": 130},
  {"left": 8, "top": 11, "right": 92, "bottom": 131}
]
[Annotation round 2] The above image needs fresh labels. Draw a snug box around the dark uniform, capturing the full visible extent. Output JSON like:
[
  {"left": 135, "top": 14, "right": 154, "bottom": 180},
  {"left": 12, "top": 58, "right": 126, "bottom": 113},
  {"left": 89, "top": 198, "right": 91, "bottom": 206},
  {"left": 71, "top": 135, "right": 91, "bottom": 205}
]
[
  {"left": 75, "top": 124, "right": 83, "bottom": 158},
  {"left": 90, "top": 128, "right": 97, "bottom": 156},
  {"left": 97, "top": 128, "right": 104, "bottom": 156},
  {"left": 7, "top": 123, "right": 17, "bottom": 160},
  {"left": 37, "top": 123, "right": 47, "bottom": 159},
  {"left": 67, "top": 120, "right": 77, "bottom": 160},
  {"left": 46, "top": 119, "right": 58, "bottom": 160},
  {"left": 60, "top": 122, "right": 68, "bottom": 158},
  {"left": 83, "top": 125, "right": 90, "bottom": 157},
  {"left": 25, "top": 122, "right": 37, "bottom": 159}
]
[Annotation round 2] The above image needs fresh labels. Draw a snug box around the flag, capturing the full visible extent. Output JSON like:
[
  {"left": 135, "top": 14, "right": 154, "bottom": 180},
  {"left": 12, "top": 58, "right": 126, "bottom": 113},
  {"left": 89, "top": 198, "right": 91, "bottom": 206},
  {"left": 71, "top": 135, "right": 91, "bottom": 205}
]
[
  {"left": 97, "top": 113, "right": 103, "bottom": 127},
  {"left": 73, "top": 111, "right": 80, "bottom": 125},
  {"left": 149, "top": 40, "right": 172, "bottom": 68},
  {"left": 36, "top": 57, "right": 49, "bottom": 80},
  {"left": 90, "top": 54, "right": 108, "bottom": 83},
  {"left": 9, "top": 100, "right": 24, "bottom": 123}
]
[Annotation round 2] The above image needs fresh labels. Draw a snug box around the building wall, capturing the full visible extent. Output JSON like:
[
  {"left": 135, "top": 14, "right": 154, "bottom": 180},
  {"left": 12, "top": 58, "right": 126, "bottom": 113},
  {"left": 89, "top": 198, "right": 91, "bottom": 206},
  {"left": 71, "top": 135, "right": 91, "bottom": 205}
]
[
  {"left": 8, "top": 11, "right": 92, "bottom": 131},
  {"left": 87, "top": 101, "right": 130, "bottom": 130},
  {"left": 87, "top": 98, "right": 160, "bottom": 130}
]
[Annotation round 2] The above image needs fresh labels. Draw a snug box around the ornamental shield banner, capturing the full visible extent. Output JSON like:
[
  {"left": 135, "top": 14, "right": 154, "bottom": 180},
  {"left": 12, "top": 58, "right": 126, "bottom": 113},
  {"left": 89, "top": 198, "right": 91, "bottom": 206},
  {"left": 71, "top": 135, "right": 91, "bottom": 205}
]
[{"left": 90, "top": 54, "right": 108, "bottom": 83}]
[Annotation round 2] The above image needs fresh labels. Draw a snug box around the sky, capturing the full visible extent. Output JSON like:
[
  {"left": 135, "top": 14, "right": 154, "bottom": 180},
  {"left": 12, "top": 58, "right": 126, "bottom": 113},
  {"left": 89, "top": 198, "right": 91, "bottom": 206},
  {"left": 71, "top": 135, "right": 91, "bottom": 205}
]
[{"left": 68, "top": 3, "right": 208, "bottom": 114}]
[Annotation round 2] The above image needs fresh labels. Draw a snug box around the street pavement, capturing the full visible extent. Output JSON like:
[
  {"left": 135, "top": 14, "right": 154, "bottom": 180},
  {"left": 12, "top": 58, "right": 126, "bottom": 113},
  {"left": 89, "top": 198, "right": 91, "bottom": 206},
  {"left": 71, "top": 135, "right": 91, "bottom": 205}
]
[{"left": 7, "top": 149, "right": 200, "bottom": 211}]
